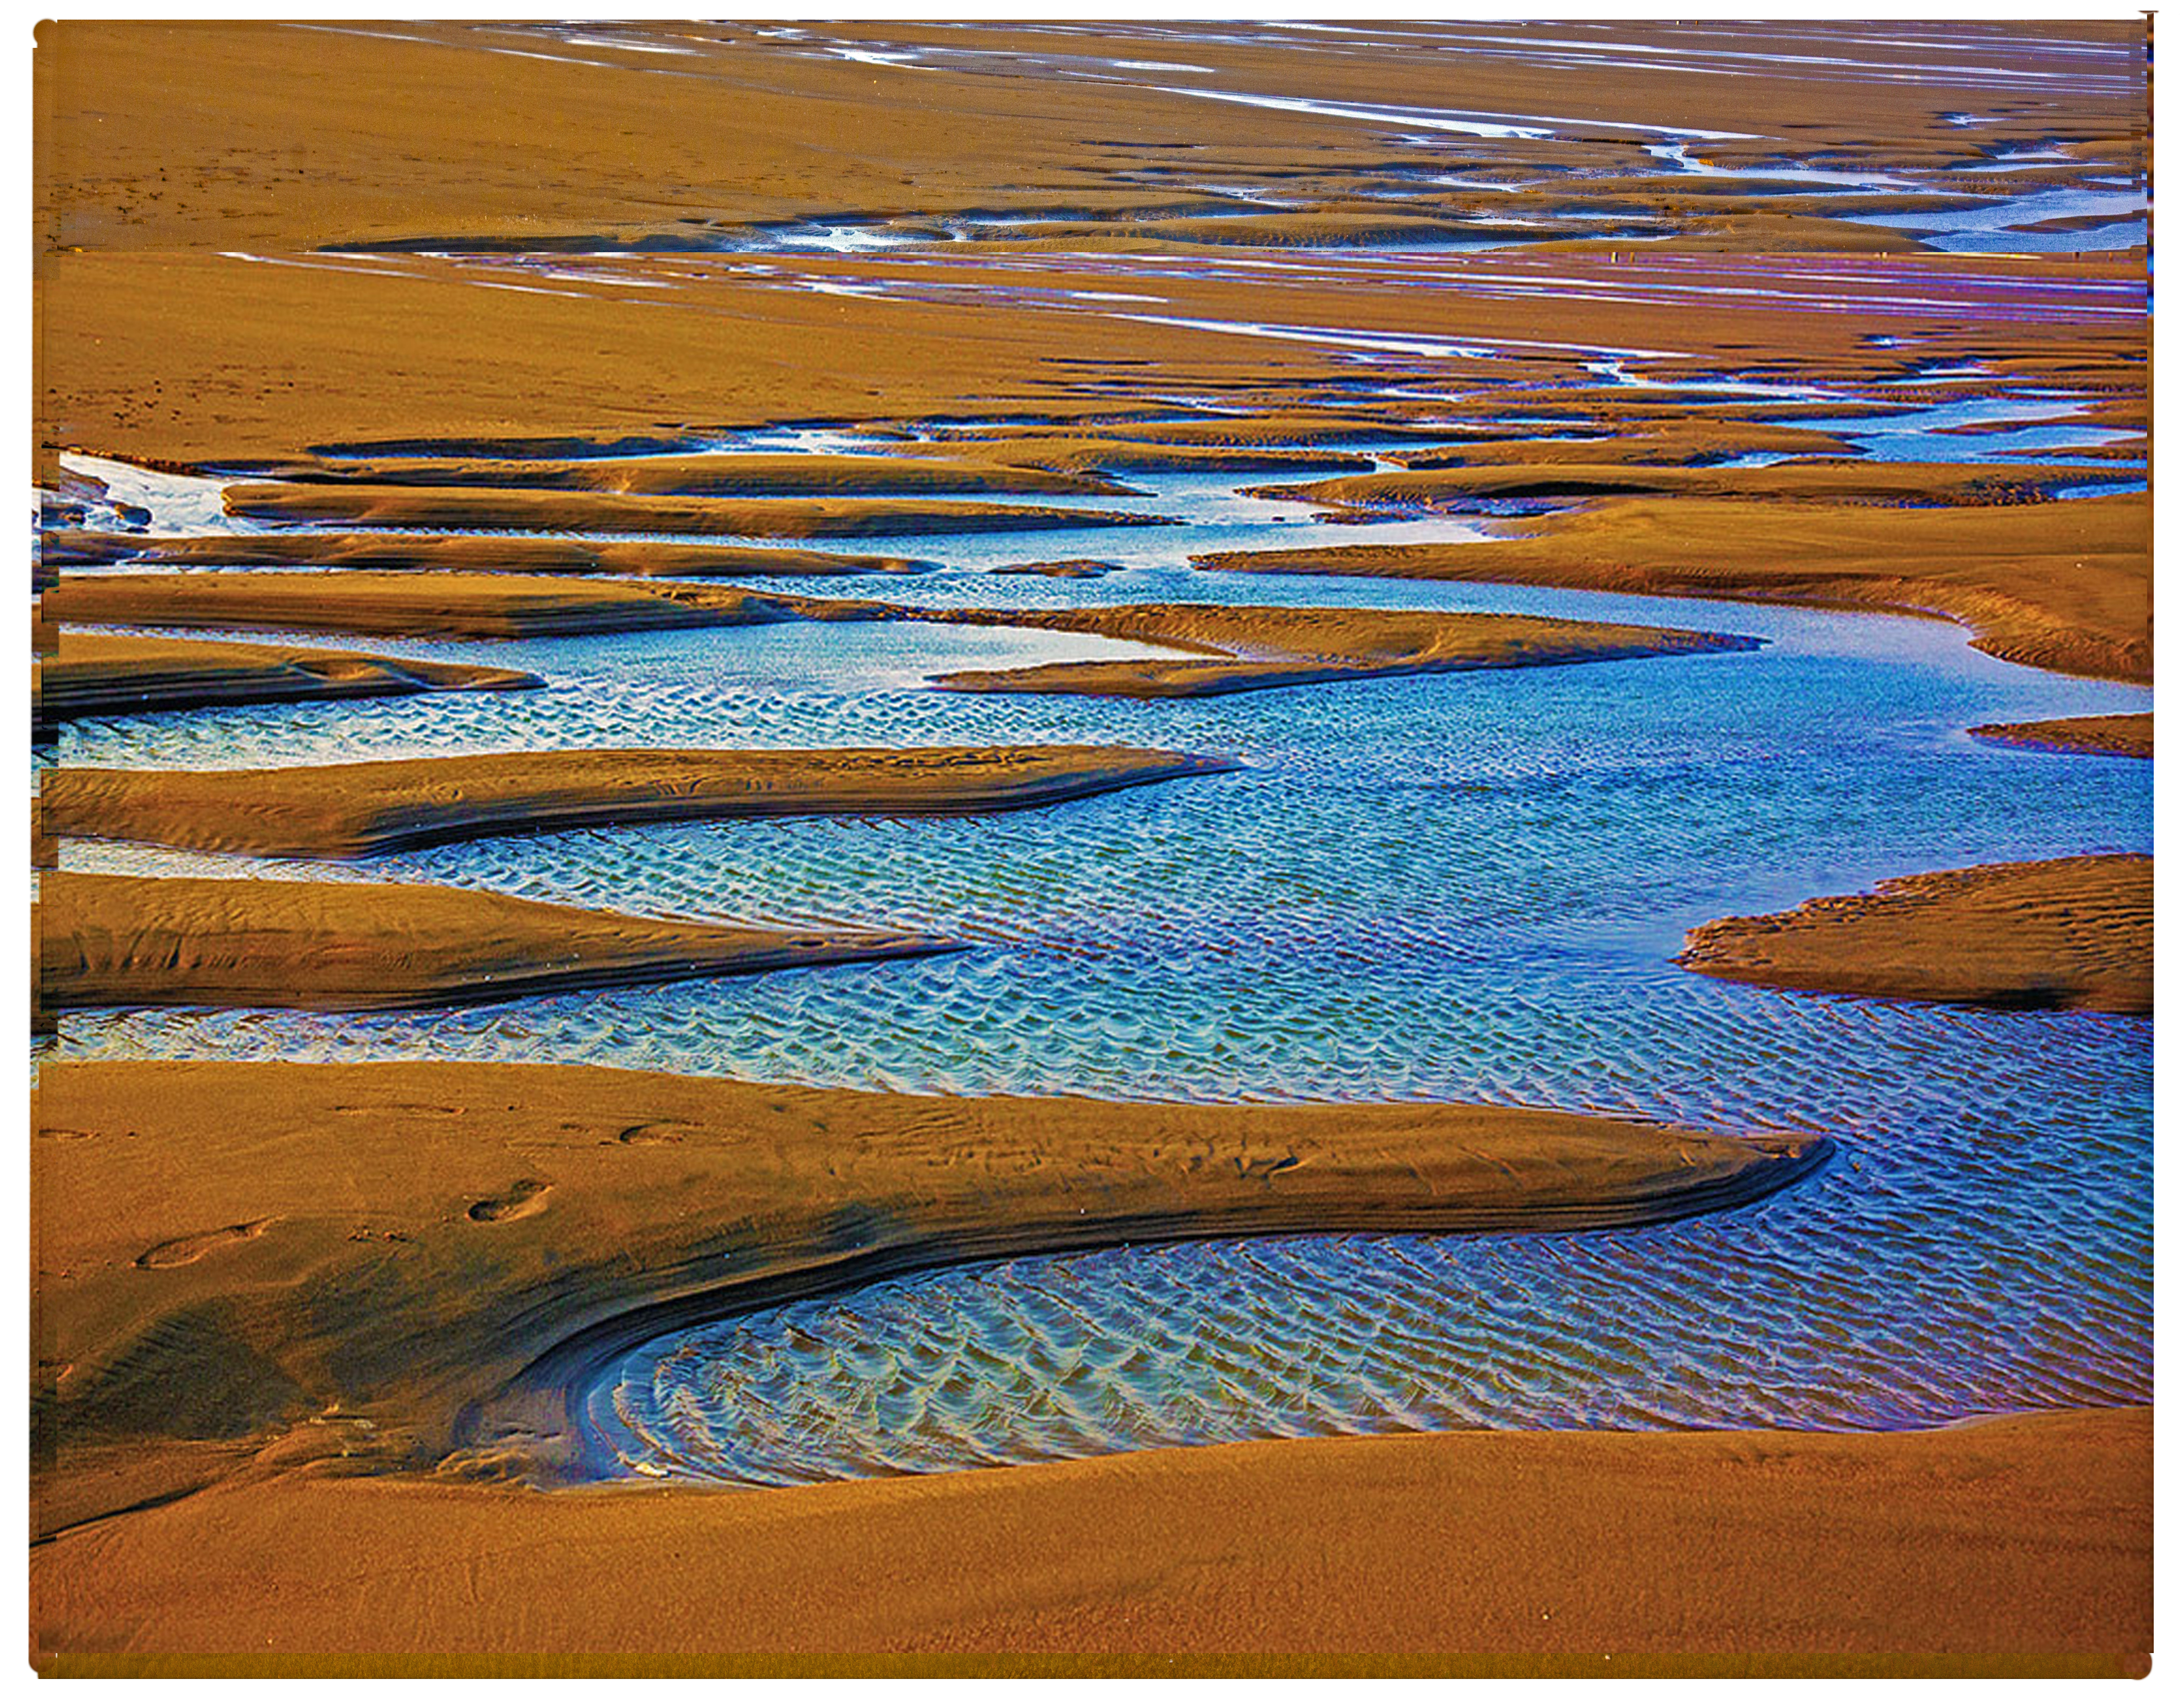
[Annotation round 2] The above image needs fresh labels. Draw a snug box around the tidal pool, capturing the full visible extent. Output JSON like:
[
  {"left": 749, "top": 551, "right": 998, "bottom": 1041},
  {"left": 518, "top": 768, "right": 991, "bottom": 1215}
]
[{"left": 43, "top": 444, "right": 2151, "bottom": 1486}]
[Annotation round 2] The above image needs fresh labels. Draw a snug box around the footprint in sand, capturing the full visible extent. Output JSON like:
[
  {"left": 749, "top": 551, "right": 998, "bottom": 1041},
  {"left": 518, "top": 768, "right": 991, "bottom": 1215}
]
[
  {"left": 467, "top": 1179, "right": 554, "bottom": 1223},
  {"left": 135, "top": 1217, "right": 276, "bottom": 1269}
]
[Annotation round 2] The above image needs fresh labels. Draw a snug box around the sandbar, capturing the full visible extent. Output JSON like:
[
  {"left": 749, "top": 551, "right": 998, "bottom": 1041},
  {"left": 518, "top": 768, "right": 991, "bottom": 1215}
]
[
  {"left": 33, "top": 631, "right": 539, "bottom": 732},
  {"left": 1969, "top": 714, "right": 2150, "bottom": 760},
  {"left": 44, "top": 529, "right": 932, "bottom": 577},
  {"left": 47, "top": 571, "right": 797, "bottom": 641},
  {"left": 1265, "top": 461, "right": 2131, "bottom": 510},
  {"left": 222, "top": 483, "right": 1171, "bottom": 538},
  {"left": 1677, "top": 855, "right": 2149, "bottom": 1013},
  {"left": 225, "top": 450, "right": 1131, "bottom": 498},
  {"left": 1197, "top": 492, "right": 2150, "bottom": 683},
  {"left": 36, "top": 873, "right": 958, "bottom": 1015},
  {"left": 917, "top": 602, "right": 1762, "bottom": 697},
  {"left": 30, "top": 1057, "right": 1831, "bottom": 1510},
  {"left": 43, "top": 744, "right": 1238, "bottom": 858}
]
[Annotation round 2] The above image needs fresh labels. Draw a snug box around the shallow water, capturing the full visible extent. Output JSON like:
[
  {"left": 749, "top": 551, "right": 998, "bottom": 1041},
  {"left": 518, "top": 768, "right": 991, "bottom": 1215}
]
[{"left": 45, "top": 437, "right": 2150, "bottom": 1486}]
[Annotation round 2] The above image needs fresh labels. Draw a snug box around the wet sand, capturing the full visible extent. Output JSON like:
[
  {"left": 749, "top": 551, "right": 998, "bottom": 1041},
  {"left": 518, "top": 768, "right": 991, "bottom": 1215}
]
[
  {"left": 1678, "top": 855, "right": 2150, "bottom": 1013},
  {"left": 43, "top": 745, "right": 1237, "bottom": 858},
  {"left": 31, "top": 1058, "right": 1830, "bottom": 1523},
  {"left": 917, "top": 603, "right": 1763, "bottom": 698},
  {"left": 1970, "top": 714, "right": 2151, "bottom": 760},
  {"left": 34, "top": 631, "right": 540, "bottom": 732},
  {"left": 30, "top": 1409, "right": 2148, "bottom": 1670},
  {"left": 46, "top": 576, "right": 1765, "bottom": 698},
  {"left": 47, "top": 571, "right": 801, "bottom": 641},
  {"left": 222, "top": 484, "right": 1171, "bottom": 539},
  {"left": 1267, "top": 461, "right": 2131, "bottom": 510},
  {"left": 47, "top": 530, "right": 931, "bottom": 578},
  {"left": 37, "top": 874, "right": 958, "bottom": 1016},
  {"left": 35, "top": 20, "right": 2142, "bottom": 254},
  {"left": 230, "top": 450, "right": 1130, "bottom": 498},
  {"left": 30, "top": 16, "right": 2151, "bottom": 1674},
  {"left": 1199, "top": 492, "right": 2150, "bottom": 683}
]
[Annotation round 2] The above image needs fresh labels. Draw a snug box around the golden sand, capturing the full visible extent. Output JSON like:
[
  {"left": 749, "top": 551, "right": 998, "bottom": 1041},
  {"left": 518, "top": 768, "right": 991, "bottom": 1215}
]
[
  {"left": 43, "top": 745, "right": 1236, "bottom": 858},
  {"left": 1678, "top": 855, "right": 2150, "bottom": 1013},
  {"left": 36, "top": 873, "right": 957, "bottom": 1016}
]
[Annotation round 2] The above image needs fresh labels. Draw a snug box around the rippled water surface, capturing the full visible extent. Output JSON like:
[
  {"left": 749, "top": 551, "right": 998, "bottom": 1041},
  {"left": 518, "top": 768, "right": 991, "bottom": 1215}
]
[{"left": 45, "top": 447, "right": 2152, "bottom": 1485}]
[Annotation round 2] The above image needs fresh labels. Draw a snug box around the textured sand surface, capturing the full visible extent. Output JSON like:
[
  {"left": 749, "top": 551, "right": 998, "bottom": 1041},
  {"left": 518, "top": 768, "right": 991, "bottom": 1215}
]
[
  {"left": 1199, "top": 492, "right": 2150, "bottom": 684},
  {"left": 30, "top": 1411, "right": 2148, "bottom": 1671},
  {"left": 36, "top": 873, "right": 957, "bottom": 1015},
  {"left": 1969, "top": 714, "right": 2150, "bottom": 760},
  {"left": 33, "top": 631, "right": 540, "bottom": 730},
  {"left": 31, "top": 1059, "right": 1830, "bottom": 1515},
  {"left": 43, "top": 745, "right": 1236, "bottom": 858},
  {"left": 1678, "top": 856, "right": 2150, "bottom": 1012}
]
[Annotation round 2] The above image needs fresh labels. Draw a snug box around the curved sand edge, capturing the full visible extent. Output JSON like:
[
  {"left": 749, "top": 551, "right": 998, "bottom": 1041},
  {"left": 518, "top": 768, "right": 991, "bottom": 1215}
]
[
  {"left": 1969, "top": 713, "right": 2151, "bottom": 760},
  {"left": 1677, "top": 855, "right": 2150, "bottom": 1013},
  {"left": 36, "top": 873, "right": 959, "bottom": 1016},
  {"left": 45, "top": 528, "right": 935, "bottom": 577},
  {"left": 33, "top": 632, "right": 539, "bottom": 732},
  {"left": 44, "top": 576, "right": 1765, "bottom": 700},
  {"left": 1193, "top": 492, "right": 2150, "bottom": 685},
  {"left": 42, "top": 745, "right": 1240, "bottom": 858},
  {"left": 46, "top": 572, "right": 797, "bottom": 641},
  {"left": 920, "top": 603, "right": 1762, "bottom": 698},
  {"left": 31, "top": 1060, "right": 1831, "bottom": 1509},
  {"left": 30, "top": 1409, "right": 2148, "bottom": 1666},
  {"left": 221, "top": 483, "right": 1174, "bottom": 539}
]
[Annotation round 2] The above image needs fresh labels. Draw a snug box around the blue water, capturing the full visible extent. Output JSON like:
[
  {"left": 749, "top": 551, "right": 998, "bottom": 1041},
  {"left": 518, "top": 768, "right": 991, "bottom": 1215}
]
[{"left": 44, "top": 444, "right": 2152, "bottom": 1485}]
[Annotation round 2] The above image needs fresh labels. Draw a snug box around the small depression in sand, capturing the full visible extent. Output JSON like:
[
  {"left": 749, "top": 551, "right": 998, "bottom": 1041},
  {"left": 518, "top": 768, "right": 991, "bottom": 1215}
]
[{"left": 44, "top": 433, "right": 2149, "bottom": 1487}]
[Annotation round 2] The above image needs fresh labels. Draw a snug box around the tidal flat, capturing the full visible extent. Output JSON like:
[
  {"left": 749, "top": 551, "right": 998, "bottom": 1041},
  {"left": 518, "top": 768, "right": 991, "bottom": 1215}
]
[{"left": 31, "top": 17, "right": 2151, "bottom": 1676}]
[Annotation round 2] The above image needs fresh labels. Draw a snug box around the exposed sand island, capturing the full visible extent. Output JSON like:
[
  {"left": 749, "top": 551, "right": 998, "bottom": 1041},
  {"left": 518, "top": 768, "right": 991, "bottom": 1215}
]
[
  {"left": 1970, "top": 714, "right": 2151, "bottom": 760},
  {"left": 47, "top": 571, "right": 805, "bottom": 641},
  {"left": 36, "top": 874, "right": 957, "bottom": 1016},
  {"left": 44, "top": 745, "right": 1237, "bottom": 858},
  {"left": 222, "top": 483, "right": 1170, "bottom": 539},
  {"left": 46, "top": 528, "right": 933, "bottom": 577},
  {"left": 32, "top": 1059, "right": 1830, "bottom": 1510},
  {"left": 1257, "top": 460, "right": 2120, "bottom": 510},
  {"left": 32, "top": 1410, "right": 2147, "bottom": 1670},
  {"left": 47, "top": 575, "right": 1764, "bottom": 699},
  {"left": 1197, "top": 491, "right": 2150, "bottom": 684},
  {"left": 33, "top": 631, "right": 539, "bottom": 732},
  {"left": 1678, "top": 855, "right": 2149, "bottom": 1013},
  {"left": 227, "top": 450, "right": 1132, "bottom": 498},
  {"left": 916, "top": 603, "right": 1762, "bottom": 697}
]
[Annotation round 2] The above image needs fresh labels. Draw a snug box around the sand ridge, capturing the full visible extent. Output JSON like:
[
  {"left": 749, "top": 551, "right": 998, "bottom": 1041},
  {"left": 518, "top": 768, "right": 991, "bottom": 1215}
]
[
  {"left": 31, "top": 1058, "right": 1832, "bottom": 1521},
  {"left": 36, "top": 872, "right": 961, "bottom": 1018},
  {"left": 33, "top": 630, "right": 540, "bottom": 732},
  {"left": 47, "top": 529, "right": 933, "bottom": 578},
  {"left": 1677, "top": 855, "right": 2150, "bottom": 1013},
  {"left": 43, "top": 744, "right": 1239, "bottom": 858},
  {"left": 1196, "top": 491, "right": 2151, "bottom": 684},
  {"left": 1969, "top": 713, "right": 2151, "bottom": 760},
  {"left": 221, "top": 483, "right": 1173, "bottom": 539},
  {"left": 46, "top": 571, "right": 808, "bottom": 641}
]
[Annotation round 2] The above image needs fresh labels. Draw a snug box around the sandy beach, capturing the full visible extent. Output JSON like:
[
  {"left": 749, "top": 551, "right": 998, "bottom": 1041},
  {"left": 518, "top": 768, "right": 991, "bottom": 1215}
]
[
  {"left": 33, "top": 1060, "right": 1827, "bottom": 1511},
  {"left": 31, "top": 1411, "right": 2148, "bottom": 1671},
  {"left": 31, "top": 16, "right": 2152, "bottom": 1677}
]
